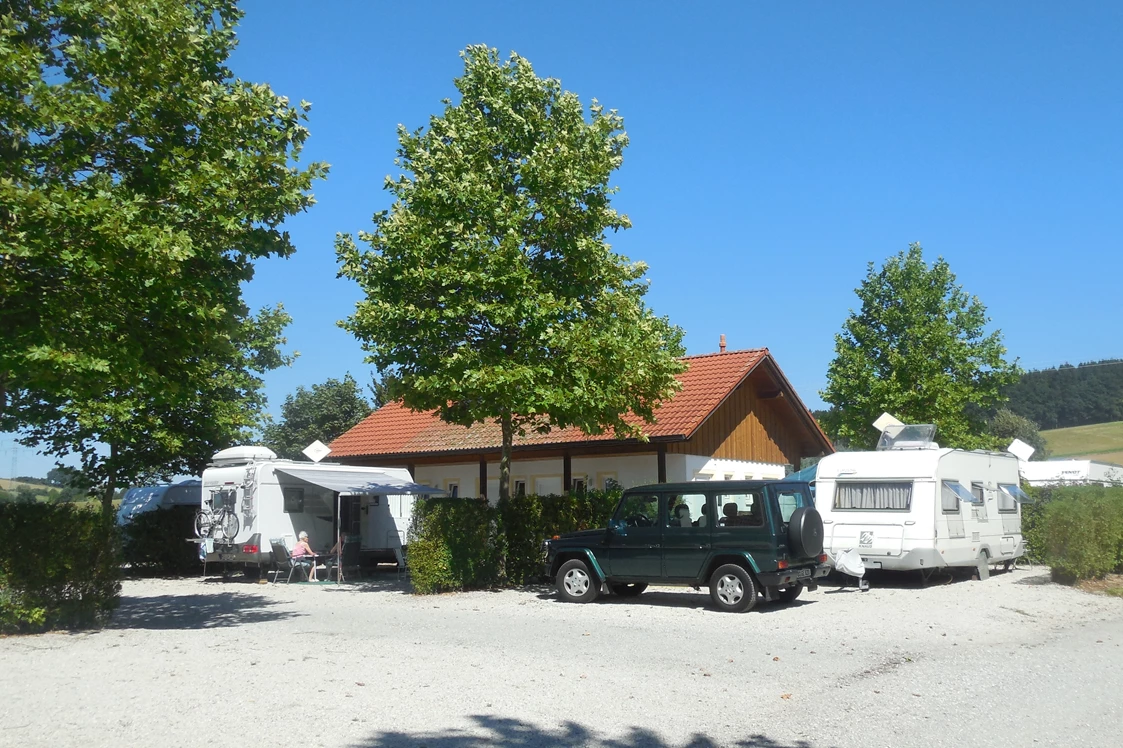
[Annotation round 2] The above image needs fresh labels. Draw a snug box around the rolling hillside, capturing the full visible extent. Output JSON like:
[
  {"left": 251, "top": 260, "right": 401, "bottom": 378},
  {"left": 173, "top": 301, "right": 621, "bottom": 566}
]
[{"left": 1041, "top": 420, "right": 1123, "bottom": 465}]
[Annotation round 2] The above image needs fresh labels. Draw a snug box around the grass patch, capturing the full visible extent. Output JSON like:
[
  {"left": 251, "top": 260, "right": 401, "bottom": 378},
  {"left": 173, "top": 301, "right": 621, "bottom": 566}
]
[{"left": 1042, "top": 420, "right": 1123, "bottom": 459}]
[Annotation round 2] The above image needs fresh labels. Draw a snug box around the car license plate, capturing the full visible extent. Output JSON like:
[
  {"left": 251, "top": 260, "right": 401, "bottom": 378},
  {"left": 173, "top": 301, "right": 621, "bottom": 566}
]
[
  {"left": 218, "top": 553, "right": 236, "bottom": 562},
  {"left": 793, "top": 567, "right": 811, "bottom": 579}
]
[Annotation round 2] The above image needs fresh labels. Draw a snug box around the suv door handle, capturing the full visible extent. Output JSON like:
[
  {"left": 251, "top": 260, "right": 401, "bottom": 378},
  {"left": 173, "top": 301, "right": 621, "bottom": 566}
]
[
  {"left": 646, "top": 544, "right": 661, "bottom": 549},
  {"left": 698, "top": 544, "right": 710, "bottom": 550}
]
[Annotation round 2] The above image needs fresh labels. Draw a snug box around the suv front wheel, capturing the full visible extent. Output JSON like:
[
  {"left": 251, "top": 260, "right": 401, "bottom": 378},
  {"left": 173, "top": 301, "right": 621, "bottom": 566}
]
[
  {"left": 709, "top": 564, "right": 758, "bottom": 613},
  {"left": 556, "top": 558, "right": 600, "bottom": 604}
]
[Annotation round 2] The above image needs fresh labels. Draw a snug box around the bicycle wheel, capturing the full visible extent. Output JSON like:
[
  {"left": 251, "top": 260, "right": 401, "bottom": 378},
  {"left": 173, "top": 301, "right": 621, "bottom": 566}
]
[
  {"left": 218, "top": 510, "right": 240, "bottom": 541},
  {"left": 194, "top": 511, "right": 213, "bottom": 538}
]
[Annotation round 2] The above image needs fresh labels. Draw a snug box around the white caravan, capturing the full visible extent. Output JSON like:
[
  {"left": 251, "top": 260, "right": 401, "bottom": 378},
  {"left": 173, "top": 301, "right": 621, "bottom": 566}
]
[
  {"left": 814, "top": 425, "right": 1031, "bottom": 578},
  {"left": 198, "top": 446, "right": 440, "bottom": 574}
]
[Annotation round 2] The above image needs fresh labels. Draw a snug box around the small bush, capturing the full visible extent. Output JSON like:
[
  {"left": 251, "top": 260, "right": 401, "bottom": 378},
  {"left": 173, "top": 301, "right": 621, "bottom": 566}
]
[
  {"left": 0, "top": 503, "right": 122, "bottom": 633},
  {"left": 1039, "top": 485, "right": 1123, "bottom": 582},
  {"left": 407, "top": 498, "right": 503, "bottom": 594},
  {"left": 120, "top": 506, "right": 200, "bottom": 576}
]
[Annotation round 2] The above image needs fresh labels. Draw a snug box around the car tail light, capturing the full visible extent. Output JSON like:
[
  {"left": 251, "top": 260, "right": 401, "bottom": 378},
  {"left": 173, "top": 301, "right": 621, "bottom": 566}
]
[
  {"left": 552, "top": 535, "right": 560, "bottom": 540},
  {"left": 242, "top": 545, "right": 259, "bottom": 554},
  {"left": 818, "top": 554, "right": 828, "bottom": 563},
  {"left": 777, "top": 560, "right": 789, "bottom": 569}
]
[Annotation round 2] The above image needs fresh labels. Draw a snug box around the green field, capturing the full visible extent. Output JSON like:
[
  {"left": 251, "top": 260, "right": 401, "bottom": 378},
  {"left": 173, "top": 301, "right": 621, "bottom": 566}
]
[{"left": 1042, "top": 421, "right": 1123, "bottom": 464}]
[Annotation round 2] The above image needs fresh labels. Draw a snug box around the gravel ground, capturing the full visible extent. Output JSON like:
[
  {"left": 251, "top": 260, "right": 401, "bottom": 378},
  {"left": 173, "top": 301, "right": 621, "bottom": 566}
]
[{"left": 2, "top": 567, "right": 1121, "bottom": 748}]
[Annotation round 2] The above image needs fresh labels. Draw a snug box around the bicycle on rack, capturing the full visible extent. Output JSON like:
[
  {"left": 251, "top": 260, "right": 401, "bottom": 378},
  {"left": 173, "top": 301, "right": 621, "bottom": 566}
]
[{"left": 194, "top": 488, "right": 240, "bottom": 541}]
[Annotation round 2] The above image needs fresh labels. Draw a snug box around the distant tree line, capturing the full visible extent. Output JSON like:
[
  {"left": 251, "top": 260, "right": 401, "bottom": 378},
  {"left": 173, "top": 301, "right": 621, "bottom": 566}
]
[{"left": 1004, "top": 360, "right": 1123, "bottom": 430}]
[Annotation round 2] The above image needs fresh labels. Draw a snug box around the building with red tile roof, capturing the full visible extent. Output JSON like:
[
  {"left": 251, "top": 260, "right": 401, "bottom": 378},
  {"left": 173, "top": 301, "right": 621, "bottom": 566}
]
[{"left": 330, "top": 346, "right": 832, "bottom": 498}]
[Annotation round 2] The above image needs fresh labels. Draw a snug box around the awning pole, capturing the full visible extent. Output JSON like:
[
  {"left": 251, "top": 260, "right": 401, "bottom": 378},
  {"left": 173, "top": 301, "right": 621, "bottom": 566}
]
[{"left": 336, "top": 491, "right": 341, "bottom": 585}]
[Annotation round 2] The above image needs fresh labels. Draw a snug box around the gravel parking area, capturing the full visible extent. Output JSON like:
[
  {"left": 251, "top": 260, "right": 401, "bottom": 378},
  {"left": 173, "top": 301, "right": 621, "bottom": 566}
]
[{"left": 2, "top": 567, "right": 1121, "bottom": 748}]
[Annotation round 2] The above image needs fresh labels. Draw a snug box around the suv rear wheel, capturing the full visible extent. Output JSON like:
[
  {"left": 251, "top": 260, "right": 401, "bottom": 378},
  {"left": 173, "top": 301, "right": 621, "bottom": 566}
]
[
  {"left": 610, "top": 582, "right": 648, "bottom": 597},
  {"left": 709, "top": 564, "right": 757, "bottom": 613},
  {"left": 557, "top": 559, "right": 599, "bottom": 603}
]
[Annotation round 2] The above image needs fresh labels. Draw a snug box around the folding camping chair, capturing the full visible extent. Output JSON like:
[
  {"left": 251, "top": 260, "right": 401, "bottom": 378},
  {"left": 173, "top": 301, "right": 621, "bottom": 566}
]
[
  {"left": 270, "top": 538, "right": 310, "bottom": 583},
  {"left": 325, "top": 538, "right": 363, "bottom": 582}
]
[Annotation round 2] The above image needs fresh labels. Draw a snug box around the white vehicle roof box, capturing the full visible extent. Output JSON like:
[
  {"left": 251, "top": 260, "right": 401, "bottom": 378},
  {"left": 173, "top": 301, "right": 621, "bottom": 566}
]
[{"left": 210, "top": 445, "right": 277, "bottom": 466}]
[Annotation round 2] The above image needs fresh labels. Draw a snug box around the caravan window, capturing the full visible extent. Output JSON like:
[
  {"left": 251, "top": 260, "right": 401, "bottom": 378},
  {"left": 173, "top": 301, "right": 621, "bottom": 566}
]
[
  {"left": 833, "top": 482, "right": 912, "bottom": 511},
  {"left": 282, "top": 487, "right": 304, "bottom": 513},
  {"left": 940, "top": 482, "right": 960, "bottom": 513},
  {"left": 998, "top": 484, "right": 1032, "bottom": 512},
  {"left": 943, "top": 481, "right": 981, "bottom": 507}
]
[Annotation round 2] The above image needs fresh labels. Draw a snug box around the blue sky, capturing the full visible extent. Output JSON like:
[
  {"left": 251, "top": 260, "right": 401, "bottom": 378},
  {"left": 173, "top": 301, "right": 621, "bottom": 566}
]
[{"left": 5, "top": 1, "right": 1122, "bottom": 479}]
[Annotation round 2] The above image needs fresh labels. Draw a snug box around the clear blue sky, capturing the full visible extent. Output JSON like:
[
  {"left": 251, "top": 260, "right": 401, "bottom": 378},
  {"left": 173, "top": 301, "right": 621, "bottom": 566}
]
[{"left": 5, "top": 1, "right": 1122, "bottom": 479}]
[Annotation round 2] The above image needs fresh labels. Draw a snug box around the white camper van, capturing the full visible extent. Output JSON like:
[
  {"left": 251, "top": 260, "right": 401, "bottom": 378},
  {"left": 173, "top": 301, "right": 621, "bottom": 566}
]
[
  {"left": 814, "top": 425, "right": 1032, "bottom": 579},
  {"left": 198, "top": 446, "right": 440, "bottom": 574}
]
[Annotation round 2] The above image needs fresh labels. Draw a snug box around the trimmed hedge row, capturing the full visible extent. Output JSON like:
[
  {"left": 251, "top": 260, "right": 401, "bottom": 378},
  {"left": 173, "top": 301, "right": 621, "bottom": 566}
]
[
  {"left": 120, "top": 506, "right": 201, "bottom": 576},
  {"left": 0, "top": 503, "right": 122, "bottom": 633},
  {"left": 1034, "top": 485, "right": 1123, "bottom": 582},
  {"left": 407, "top": 489, "right": 620, "bottom": 593}
]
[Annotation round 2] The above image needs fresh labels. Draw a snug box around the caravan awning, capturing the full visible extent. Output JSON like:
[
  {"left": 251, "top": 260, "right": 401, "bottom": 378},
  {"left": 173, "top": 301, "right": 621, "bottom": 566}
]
[{"left": 273, "top": 465, "right": 443, "bottom": 495}]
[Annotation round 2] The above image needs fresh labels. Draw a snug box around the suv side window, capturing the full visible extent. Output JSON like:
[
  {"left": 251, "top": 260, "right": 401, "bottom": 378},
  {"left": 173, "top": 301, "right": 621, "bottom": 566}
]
[
  {"left": 716, "top": 491, "right": 765, "bottom": 527},
  {"left": 666, "top": 493, "right": 708, "bottom": 528},
  {"left": 615, "top": 493, "right": 660, "bottom": 527},
  {"left": 774, "top": 488, "right": 803, "bottom": 523}
]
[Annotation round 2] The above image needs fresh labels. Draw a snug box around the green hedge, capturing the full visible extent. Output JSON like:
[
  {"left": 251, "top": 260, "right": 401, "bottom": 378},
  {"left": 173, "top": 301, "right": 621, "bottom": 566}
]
[
  {"left": 0, "top": 503, "right": 122, "bottom": 633},
  {"left": 407, "top": 498, "right": 503, "bottom": 594},
  {"left": 120, "top": 506, "right": 201, "bottom": 576},
  {"left": 498, "top": 490, "right": 619, "bottom": 584},
  {"left": 1037, "top": 485, "right": 1123, "bottom": 582},
  {"left": 407, "top": 489, "right": 620, "bottom": 593}
]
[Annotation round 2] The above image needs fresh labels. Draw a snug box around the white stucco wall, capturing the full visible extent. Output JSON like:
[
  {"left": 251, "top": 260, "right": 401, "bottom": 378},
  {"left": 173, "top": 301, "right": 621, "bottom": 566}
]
[{"left": 412, "top": 452, "right": 791, "bottom": 502}]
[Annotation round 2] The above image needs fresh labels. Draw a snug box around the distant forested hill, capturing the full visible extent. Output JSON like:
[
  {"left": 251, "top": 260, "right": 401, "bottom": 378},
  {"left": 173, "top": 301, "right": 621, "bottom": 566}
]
[{"left": 1005, "top": 359, "right": 1123, "bottom": 429}]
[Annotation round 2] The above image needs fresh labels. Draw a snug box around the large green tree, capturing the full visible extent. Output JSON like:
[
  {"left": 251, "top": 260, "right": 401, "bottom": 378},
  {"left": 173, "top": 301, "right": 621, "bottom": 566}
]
[
  {"left": 0, "top": 1, "right": 326, "bottom": 512},
  {"left": 337, "top": 46, "right": 685, "bottom": 500},
  {"left": 262, "top": 374, "right": 372, "bottom": 460},
  {"left": 821, "top": 244, "right": 1020, "bottom": 450}
]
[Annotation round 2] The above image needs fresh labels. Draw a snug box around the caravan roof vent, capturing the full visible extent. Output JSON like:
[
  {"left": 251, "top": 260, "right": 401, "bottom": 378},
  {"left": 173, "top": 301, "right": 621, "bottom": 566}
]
[
  {"left": 210, "top": 445, "right": 277, "bottom": 466},
  {"left": 877, "top": 424, "right": 938, "bottom": 451}
]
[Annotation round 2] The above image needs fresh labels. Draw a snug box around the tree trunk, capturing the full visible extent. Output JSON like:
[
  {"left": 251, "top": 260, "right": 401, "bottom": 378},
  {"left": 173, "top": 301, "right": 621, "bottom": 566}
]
[
  {"left": 499, "top": 412, "right": 513, "bottom": 502},
  {"left": 101, "top": 443, "right": 118, "bottom": 519}
]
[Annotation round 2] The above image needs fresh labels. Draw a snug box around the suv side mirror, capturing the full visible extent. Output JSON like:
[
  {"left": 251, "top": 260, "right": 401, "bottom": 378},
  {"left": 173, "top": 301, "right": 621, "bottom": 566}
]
[{"left": 608, "top": 519, "right": 625, "bottom": 534}]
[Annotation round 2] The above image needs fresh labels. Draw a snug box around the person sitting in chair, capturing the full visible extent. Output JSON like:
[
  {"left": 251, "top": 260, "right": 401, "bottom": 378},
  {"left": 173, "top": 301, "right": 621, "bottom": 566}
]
[
  {"left": 328, "top": 531, "right": 349, "bottom": 556},
  {"left": 291, "top": 530, "right": 320, "bottom": 581},
  {"left": 674, "top": 504, "right": 692, "bottom": 527}
]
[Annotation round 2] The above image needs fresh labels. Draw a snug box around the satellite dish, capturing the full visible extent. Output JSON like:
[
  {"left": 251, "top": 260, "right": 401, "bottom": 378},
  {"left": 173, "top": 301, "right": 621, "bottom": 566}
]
[
  {"left": 872, "top": 412, "right": 904, "bottom": 433},
  {"left": 302, "top": 440, "right": 332, "bottom": 463},
  {"left": 1006, "top": 439, "right": 1036, "bottom": 462}
]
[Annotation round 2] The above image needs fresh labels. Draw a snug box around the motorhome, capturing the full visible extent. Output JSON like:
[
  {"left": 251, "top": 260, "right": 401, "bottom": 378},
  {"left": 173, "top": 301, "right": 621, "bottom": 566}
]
[
  {"left": 814, "top": 425, "right": 1031, "bottom": 579},
  {"left": 198, "top": 446, "right": 440, "bottom": 575}
]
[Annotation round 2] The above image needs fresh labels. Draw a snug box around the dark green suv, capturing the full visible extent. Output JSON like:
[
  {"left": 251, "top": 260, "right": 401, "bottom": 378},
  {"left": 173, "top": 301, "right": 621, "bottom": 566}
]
[{"left": 544, "top": 480, "right": 829, "bottom": 612}]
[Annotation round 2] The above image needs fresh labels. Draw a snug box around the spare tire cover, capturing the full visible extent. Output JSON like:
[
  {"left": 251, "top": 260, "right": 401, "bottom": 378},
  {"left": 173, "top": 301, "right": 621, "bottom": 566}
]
[{"left": 787, "top": 507, "right": 824, "bottom": 559}]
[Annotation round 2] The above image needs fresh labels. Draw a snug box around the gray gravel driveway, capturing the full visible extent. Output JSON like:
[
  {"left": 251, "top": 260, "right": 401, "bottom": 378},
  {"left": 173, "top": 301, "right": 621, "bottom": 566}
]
[{"left": 1, "top": 568, "right": 1120, "bottom": 747}]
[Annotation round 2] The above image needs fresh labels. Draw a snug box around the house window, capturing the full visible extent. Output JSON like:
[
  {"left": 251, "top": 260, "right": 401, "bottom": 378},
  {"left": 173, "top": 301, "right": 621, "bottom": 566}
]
[
  {"left": 834, "top": 482, "right": 913, "bottom": 511},
  {"left": 571, "top": 478, "right": 586, "bottom": 495},
  {"left": 514, "top": 480, "right": 527, "bottom": 497},
  {"left": 282, "top": 487, "right": 304, "bottom": 513},
  {"left": 446, "top": 481, "right": 459, "bottom": 498},
  {"left": 694, "top": 473, "right": 713, "bottom": 481},
  {"left": 724, "top": 473, "right": 734, "bottom": 481}
]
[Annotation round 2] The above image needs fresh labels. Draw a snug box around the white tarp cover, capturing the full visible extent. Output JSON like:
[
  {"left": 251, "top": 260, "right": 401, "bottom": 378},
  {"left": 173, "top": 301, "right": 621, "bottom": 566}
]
[{"left": 273, "top": 466, "right": 442, "bottom": 495}]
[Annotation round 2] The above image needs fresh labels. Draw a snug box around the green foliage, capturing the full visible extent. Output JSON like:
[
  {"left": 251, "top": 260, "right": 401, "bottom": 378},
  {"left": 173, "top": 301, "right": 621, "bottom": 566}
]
[
  {"left": 263, "top": 374, "right": 372, "bottom": 459},
  {"left": 337, "top": 46, "right": 685, "bottom": 500},
  {"left": 1035, "top": 485, "right": 1123, "bottom": 582},
  {"left": 988, "top": 408, "right": 1049, "bottom": 459},
  {"left": 822, "top": 244, "right": 1020, "bottom": 450},
  {"left": 0, "top": 503, "right": 121, "bottom": 633},
  {"left": 0, "top": 1, "right": 326, "bottom": 511},
  {"left": 498, "top": 489, "right": 620, "bottom": 584},
  {"left": 120, "top": 506, "right": 200, "bottom": 576},
  {"left": 407, "top": 498, "right": 503, "bottom": 594},
  {"left": 1006, "top": 360, "right": 1123, "bottom": 430},
  {"left": 407, "top": 490, "right": 621, "bottom": 591}
]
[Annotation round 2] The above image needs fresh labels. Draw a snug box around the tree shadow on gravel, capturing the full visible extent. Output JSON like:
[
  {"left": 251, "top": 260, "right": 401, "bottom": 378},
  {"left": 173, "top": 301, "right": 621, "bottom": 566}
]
[
  {"left": 351, "top": 714, "right": 827, "bottom": 747},
  {"left": 110, "top": 592, "right": 300, "bottom": 630}
]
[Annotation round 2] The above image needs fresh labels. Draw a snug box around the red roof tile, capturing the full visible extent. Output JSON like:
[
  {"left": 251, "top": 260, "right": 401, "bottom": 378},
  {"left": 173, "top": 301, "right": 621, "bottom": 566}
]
[{"left": 330, "top": 348, "right": 805, "bottom": 458}]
